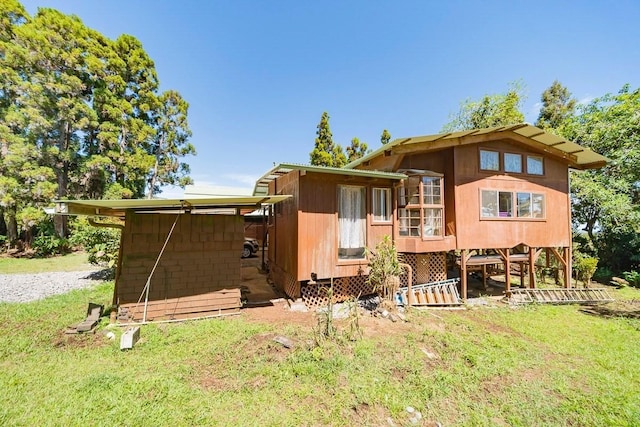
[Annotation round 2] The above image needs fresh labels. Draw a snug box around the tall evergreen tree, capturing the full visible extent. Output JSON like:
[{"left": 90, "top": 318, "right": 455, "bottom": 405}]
[
  {"left": 146, "top": 90, "right": 195, "bottom": 198},
  {"left": 536, "top": 80, "right": 577, "bottom": 130},
  {"left": 346, "top": 137, "right": 369, "bottom": 163},
  {"left": 380, "top": 129, "right": 391, "bottom": 145},
  {"left": 309, "top": 111, "right": 346, "bottom": 167}
]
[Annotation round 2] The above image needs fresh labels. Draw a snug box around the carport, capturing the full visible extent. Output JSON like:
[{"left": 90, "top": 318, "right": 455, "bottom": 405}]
[{"left": 55, "top": 196, "right": 289, "bottom": 322}]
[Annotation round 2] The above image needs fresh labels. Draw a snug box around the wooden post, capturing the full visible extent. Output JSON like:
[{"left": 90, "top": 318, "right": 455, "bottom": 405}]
[
  {"left": 563, "top": 246, "right": 571, "bottom": 288},
  {"left": 528, "top": 246, "right": 536, "bottom": 289},
  {"left": 519, "top": 262, "right": 525, "bottom": 288},
  {"left": 460, "top": 249, "right": 467, "bottom": 301},
  {"left": 504, "top": 249, "right": 511, "bottom": 296},
  {"left": 482, "top": 264, "right": 487, "bottom": 290}
]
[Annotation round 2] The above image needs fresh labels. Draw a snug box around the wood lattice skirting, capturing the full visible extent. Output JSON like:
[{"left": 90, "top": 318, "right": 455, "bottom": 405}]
[{"left": 301, "top": 275, "right": 375, "bottom": 309}]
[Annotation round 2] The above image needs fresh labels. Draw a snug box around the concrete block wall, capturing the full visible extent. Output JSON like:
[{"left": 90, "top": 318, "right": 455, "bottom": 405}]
[{"left": 116, "top": 212, "right": 244, "bottom": 305}]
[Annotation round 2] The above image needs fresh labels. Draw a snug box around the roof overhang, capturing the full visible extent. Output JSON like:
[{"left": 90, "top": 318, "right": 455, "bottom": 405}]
[
  {"left": 53, "top": 195, "right": 291, "bottom": 218},
  {"left": 253, "top": 163, "right": 407, "bottom": 196},
  {"left": 345, "top": 124, "right": 609, "bottom": 171}
]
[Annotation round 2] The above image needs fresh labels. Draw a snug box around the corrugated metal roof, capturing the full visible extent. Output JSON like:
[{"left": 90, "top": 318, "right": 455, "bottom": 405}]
[
  {"left": 345, "top": 124, "right": 609, "bottom": 170},
  {"left": 54, "top": 195, "right": 291, "bottom": 218},
  {"left": 253, "top": 163, "right": 407, "bottom": 196}
]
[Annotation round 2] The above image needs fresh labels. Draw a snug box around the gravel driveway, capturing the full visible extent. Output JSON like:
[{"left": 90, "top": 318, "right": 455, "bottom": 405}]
[{"left": 0, "top": 269, "right": 110, "bottom": 303}]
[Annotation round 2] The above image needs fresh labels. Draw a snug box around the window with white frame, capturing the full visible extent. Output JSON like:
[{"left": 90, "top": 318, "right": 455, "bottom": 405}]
[
  {"left": 527, "top": 155, "right": 544, "bottom": 175},
  {"left": 481, "top": 189, "right": 545, "bottom": 219},
  {"left": 372, "top": 188, "right": 391, "bottom": 223},
  {"left": 338, "top": 185, "right": 366, "bottom": 259},
  {"left": 398, "top": 175, "right": 444, "bottom": 238},
  {"left": 504, "top": 153, "right": 522, "bottom": 173},
  {"left": 480, "top": 150, "right": 500, "bottom": 171}
]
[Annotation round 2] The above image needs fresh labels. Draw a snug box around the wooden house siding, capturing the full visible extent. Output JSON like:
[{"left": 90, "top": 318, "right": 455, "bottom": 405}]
[
  {"left": 266, "top": 170, "right": 397, "bottom": 293},
  {"left": 452, "top": 142, "right": 571, "bottom": 249}
]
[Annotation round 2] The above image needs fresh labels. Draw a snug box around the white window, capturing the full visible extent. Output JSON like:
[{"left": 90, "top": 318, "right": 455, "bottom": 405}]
[
  {"left": 372, "top": 188, "right": 391, "bottom": 223},
  {"left": 398, "top": 175, "right": 444, "bottom": 238},
  {"left": 532, "top": 193, "right": 545, "bottom": 218},
  {"left": 338, "top": 186, "right": 366, "bottom": 260},
  {"left": 527, "top": 156, "right": 544, "bottom": 175},
  {"left": 480, "top": 150, "right": 500, "bottom": 171},
  {"left": 481, "top": 190, "right": 545, "bottom": 219},
  {"left": 504, "top": 153, "right": 522, "bottom": 173}
]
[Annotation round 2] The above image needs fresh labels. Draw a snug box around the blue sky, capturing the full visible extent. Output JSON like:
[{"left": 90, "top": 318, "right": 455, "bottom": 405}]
[{"left": 20, "top": 0, "right": 640, "bottom": 196}]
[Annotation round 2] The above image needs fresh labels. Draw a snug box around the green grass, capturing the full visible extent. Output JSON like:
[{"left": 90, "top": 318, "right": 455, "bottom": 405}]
[
  {"left": 0, "top": 252, "right": 94, "bottom": 274},
  {"left": 1, "top": 282, "right": 639, "bottom": 426}
]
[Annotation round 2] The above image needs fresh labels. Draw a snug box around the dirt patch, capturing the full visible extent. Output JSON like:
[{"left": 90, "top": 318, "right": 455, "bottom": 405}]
[{"left": 52, "top": 330, "right": 108, "bottom": 349}]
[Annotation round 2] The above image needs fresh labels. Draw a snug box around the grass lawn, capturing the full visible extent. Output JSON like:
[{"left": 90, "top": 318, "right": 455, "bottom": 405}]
[
  {"left": 0, "top": 252, "right": 95, "bottom": 274},
  {"left": 1, "top": 279, "right": 639, "bottom": 426}
]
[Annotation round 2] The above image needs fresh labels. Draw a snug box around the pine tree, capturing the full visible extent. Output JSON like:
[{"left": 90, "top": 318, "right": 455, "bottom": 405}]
[
  {"left": 380, "top": 129, "right": 391, "bottom": 145},
  {"left": 309, "top": 111, "right": 346, "bottom": 167},
  {"left": 346, "top": 137, "right": 369, "bottom": 162}
]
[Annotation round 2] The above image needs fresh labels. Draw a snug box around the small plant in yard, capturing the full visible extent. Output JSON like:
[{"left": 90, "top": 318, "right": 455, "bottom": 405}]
[
  {"left": 622, "top": 270, "right": 640, "bottom": 288},
  {"left": 70, "top": 218, "right": 121, "bottom": 268},
  {"left": 314, "top": 283, "right": 337, "bottom": 344},
  {"left": 314, "top": 285, "right": 363, "bottom": 344},
  {"left": 366, "top": 235, "right": 402, "bottom": 302},
  {"left": 573, "top": 253, "right": 598, "bottom": 287}
]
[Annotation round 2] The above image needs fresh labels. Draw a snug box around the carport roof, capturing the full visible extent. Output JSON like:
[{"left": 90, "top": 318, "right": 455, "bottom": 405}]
[{"left": 54, "top": 195, "right": 291, "bottom": 218}]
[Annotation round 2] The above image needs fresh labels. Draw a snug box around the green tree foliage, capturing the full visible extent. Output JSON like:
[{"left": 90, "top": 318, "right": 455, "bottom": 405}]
[
  {"left": 146, "top": 90, "right": 196, "bottom": 198},
  {"left": 559, "top": 84, "right": 640, "bottom": 272},
  {"left": 309, "top": 111, "right": 347, "bottom": 167},
  {"left": 442, "top": 81, "right": 526, "bottom": 132},
  {"left": 380, "top": 129, "right": 391, "bottom": 145},
  {"left": 345, "top": 137, "right": 369, "bottom": 163},
  {"left": 535, "top": 80, "right": 577, "bottom": 131},
  {"left": 0, "top": 1, "right": 194, "bottom": 248}
]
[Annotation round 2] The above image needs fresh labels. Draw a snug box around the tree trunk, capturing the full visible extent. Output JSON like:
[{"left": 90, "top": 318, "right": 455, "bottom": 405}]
[
  {"left": 6, "top": 210, "right": 18, "bottom": 247},
  {"left": 0, "top": 208, "right": 7, "bottom": 236},
  {"left": 54, "top": 122, "right": 70, "bottom": 238}
]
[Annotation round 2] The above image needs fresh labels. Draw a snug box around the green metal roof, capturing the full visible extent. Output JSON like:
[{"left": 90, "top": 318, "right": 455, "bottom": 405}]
[
  {"left": 345, "top": 123, "right": 609, "bottom": 170},
  {"left": 253, "top": 163, "right": 407, "bottom": 196},
  {"left": 54, "top": 195, "right": 291, "bottom": 218}
]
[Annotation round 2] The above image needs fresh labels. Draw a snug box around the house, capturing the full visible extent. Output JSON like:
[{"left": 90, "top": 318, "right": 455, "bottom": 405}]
[
  {"left": 54, "top": 196, "right": 288, "bottom": 322},
  {"left": 254, "top": 124, "right": 608, "bottom": 306}
]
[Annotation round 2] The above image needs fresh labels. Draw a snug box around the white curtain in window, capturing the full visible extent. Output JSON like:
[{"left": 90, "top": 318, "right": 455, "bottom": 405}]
[{"left": 339, "top": 186, "right": 366, "bottom": 253}]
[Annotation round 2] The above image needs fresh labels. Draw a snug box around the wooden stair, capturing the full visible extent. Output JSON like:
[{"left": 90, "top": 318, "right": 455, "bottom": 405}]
[{"left": 508, "top": 288, "right": 614, "bottom": 305}]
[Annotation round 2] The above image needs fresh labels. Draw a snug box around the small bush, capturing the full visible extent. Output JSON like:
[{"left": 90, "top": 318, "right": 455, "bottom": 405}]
[
  {"left": 622, "top": 271, "right": 640, "bottom": 288},
  {"left": 593, "top": 267, "right": 614, "bottom": 284},
  {"left": 32, "top": 234, "right": 71, "bottom": 257},
  {"left": 70, "top": 218, "right": 121, "bottom": 267},
  {"left": 573, "top": 255, "right": 598, "bottom": 287}
]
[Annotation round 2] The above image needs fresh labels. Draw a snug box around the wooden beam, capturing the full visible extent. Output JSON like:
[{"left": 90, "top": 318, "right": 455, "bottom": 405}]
[
  {"left": 563, "top": 247, "right": 571, "bottom": 288},
  {"left": 504, "top": 249, "right": 511, "bottom": 296},
  {"left": 482, "top": 264, "right": 487, "bottom": 290},
  {"left": 460, "top": 249, "right": 468, "bottom": 301},
  {"left": 549, "top": 247, "right": 567, "bottom": 267},
  {"left": 528, "top": 247, "right": 540, "bottom": 289}
]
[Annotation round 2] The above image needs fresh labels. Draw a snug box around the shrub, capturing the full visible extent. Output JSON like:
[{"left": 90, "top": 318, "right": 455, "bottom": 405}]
[
  {"left": 366, "top": 235, "right": 402, "bottom": 301},
  {"left": 70, "top": 218, "right": 121, "bottom": 267},
  {"left": 622, "top": 271, "right": 640, "bottom": 288},
  {"left": 593, "top": 267, "right": 614, "bottom": 284},
  {"left": 573, "top": 255, "right": 598, "bottom": 287},
  {"left": 32, "top": 234, "right": 71, "bottom": 257}
]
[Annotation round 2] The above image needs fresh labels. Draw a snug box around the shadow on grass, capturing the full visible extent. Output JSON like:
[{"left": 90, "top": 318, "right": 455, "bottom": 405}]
[
  {"left": 580, "top": 300, "right": 640, "bottom": 319},
  {"left": 82, "top": 268, "right": 115, "bottom": 281}
]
